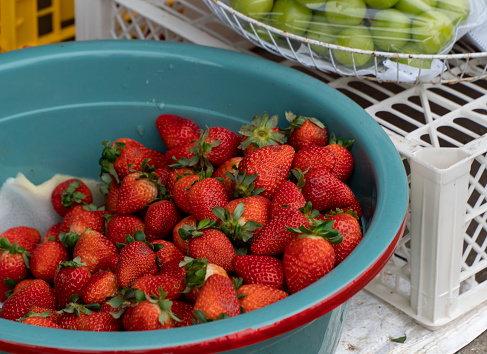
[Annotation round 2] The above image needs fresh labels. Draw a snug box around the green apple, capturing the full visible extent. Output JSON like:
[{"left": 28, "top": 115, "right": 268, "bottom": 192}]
[
  {"left": 306, "top": 14, "right": 340, "bottom": 56},
  {"left": 230, "top": 0, "right": 274, "bottom": 19},
  {"left": 436, "top": 0, "right": 470, "bottom": 25},
  {"left": 394, "top": 0, "right": 437, "bottom": 15},
  {"left": 269, "top": 0, "right": 313, "bottom": 36},
  {"left": 295, "top": 0, "right": 329, "bottom": 10},
  {"left": 370, "top": 8, "right": 412, "bottom": 52},
  {"left": 324, "top": 0, "right": 367, "bottom": 26},
  {"left": 396, "top": 43, "right": 433, "bottom": 69},
  {"left": 412, "top": 9, "right": 454, "bottom": 54},
  {"left": 333, "top": 26, "right": 374, "bottom": 67},
  {"left": 364, "top": 0, "right": 400, "bottom": 8}
]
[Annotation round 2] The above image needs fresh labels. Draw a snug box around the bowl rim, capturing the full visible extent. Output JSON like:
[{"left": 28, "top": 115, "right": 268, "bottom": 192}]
[{"left": 0, "top": 40, "right": 409, "bottom": 353}]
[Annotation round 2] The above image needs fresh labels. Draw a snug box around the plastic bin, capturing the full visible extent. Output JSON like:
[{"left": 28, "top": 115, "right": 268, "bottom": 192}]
[
  {"left": 0, "top": 0, "right": 75, "bottom": 53},
  {"left": 0, "top": 39, "right": 408, "bottom": 353},
  {"left": 72, "top": 0, "right": 487, "bottom": 330}
]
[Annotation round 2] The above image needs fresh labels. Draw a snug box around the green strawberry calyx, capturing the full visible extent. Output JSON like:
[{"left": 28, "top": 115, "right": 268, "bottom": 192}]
[
  {"left": 60, "top": 180, "right": 87, "bottom": 208},
  {"left": 0, "top": 237, "right": 31, "bottom": 268},
  {"left": 238, "top": 112, "right": 287, "bottom": 151},
  {"left": 226, "top": 168, "right": 264, "bottom": 198},
  {"left": 286, "top": 219, "right": 343, "bottom": 245},
  {"left": 212, "top": 203, "right": 262, "bottom": 247},
  {"left": 281, "top": 111, "right": 325, "bottom": 137},
  {"left": 99, "top": 140, "right": 124, "bottom": 184},
  {"left": 180, "top": 257, "right": 209, "bottom": 293},
  {"left": 178, "top": 219, "right": 219, "bottom": 241},
  {"left": 328, "top": 133, "right": 354, "bottom": 150}
]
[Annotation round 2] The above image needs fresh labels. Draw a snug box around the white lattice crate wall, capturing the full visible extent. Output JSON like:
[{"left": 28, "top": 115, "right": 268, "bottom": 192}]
[{"left": 74, "top": 0, "right": 487, "bottom": 329}]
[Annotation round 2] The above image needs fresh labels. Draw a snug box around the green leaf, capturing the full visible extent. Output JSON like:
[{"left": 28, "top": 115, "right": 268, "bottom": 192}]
[{"left": 391, "top": 336, "right": 406, "bottom": 343}]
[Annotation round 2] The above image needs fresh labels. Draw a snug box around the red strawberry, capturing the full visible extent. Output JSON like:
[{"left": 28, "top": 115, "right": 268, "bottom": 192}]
[
  {"left": 181, "top": 223, "right": 236, "bottom": 273},
  {"left": 59, "top": 205, "right": 107, "bottom": 235},
  {"left": 30, "top": 240, "right": 70, "bottom": 283},
  {"left": 180, "top": 258, "right": 229, "bottom": 304},
  {"left": 237, "top": 144, "right": 295, "bottom": 199},
  {"left": 165, "top": 142, "right": 196, "bottom": 166},
  {"left": 169, "top": 127, "right": 241, "bottom": 171},
  {"left": 238, "top": 112, "right": 286, "bottom": 155},
  {"left": 58, "top": 311, "right": 89, "bottom": 330},
  {"left": 172, "top": 215, "right": 196, "bottom": 254},
  {"left": 301, "top": 168, "right": 355, "bottom": 212},
  {"left": 116, "top": 231, "right": 158, "bottom": 288},
  {"left": 0, "top": 237, "right": 31, "bottom": 302},
  {"left": 51, "top": 178, "right": 93, "bottom": 217},
  {"left": 165, "top": 167, "right": 195, "bottom": 195},
  {"left": 105, "top": 179, "right": 120, "bottom": 214},
  {"left": 77, "top": 311, "right": 121, "bottom": 332},
  {"left": 251, "top": 206, "right": 308, "bottom": 256},
  {"left": 237, "top": 284, "right": 288, "bottom": 312},
  {"left": 204, "top": 126, "right": 242, "bottom": 167},
  {"left": 72, "top": 229, "right": 119, "bottom": 273},
  {"left": 187, "top": 177, "right": 229, "bottom": 221},
  {"left": 144, "top": 200, "right": 181, "bottom": 242},
  {"left": 152, "top": 240, "right": 185, "bottom": 266},
  {"left": 284, "top": 112, "right": 328, "bottom": 151},
  {"left": 54, "top": 257, "right": 92, "bottom": 309},
  {"left": 214, "top": 196, "right": 270, "bottom": 250},
  {"left": 42, "top": 222, "right": 62, "bottom": 243},
  {"left": 342, "top": 195, "right": 363, "bottom": 219},
  {"left": 26, "top": 305, "right": 62, "bottom": 323},
  {"left": 123, "top": 289, "right": 179, "bottom": 331},
  {"left": 269, "top": 180, "right": 306, "bottom": 218},
  {"left": 324, "top": 135, "right": 354, "bottom": 181},
  {"left": 156, "top": 114, "right": 201, "bottom": 150},
  {"left": 292, "top": 145, "right": 336, "bottom": 174},
  {"left": 0, "top": 279, "right": 56, "bottom": 321},
  {"left": 106, "top": 214, "right": 145, "bottom": 245},
  {"left": 82, "top": 270, "right": 119, "bottom": 304},
  {"left": 171, "top": 300, "right": 194, "bottom": 327},
  {"left": 12, "top": 279, "right": 35, "bottom": 294},
  {"left": 193, "top": 274, "right": 240, "bottom": 320},
  {"left": 115, "top": 169, "right": 160, "bottom": 215},
  {"left": 99, "top": 138, "right": 167, "bottom": 183},
  {"left": 131, "top": 273, "right": 184, "bottom": 300},
  {"left": 213, "top": 156, "right": 243, "bottom": 199},
  {"left": 155, "top": 165, "right": 172, "bottom": 187},
  {"left": 232, "top": 255, "right": 285, "bottom": 290},
  {"left": 0, "top": 226, "right": 41, "bottom": 254},
  {"left": 20, "top": 314, "right": 62, "bottom": 328},
  {"left": 172, "top": 173, "right": 201, "bottom": 214},
  {"left": 324, "top": 209, "right": 363, "bottom": 265},
  {"left": 283, "top": 220, "right": 341, "bottom": 294},
  {"left": 92, "top": 254, "right": 119, "bottom": 273}
]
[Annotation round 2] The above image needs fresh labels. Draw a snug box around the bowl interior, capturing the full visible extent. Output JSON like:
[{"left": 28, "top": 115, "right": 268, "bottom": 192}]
[{"left": 0, "top": 40, "right": 408, "bottom": 352}]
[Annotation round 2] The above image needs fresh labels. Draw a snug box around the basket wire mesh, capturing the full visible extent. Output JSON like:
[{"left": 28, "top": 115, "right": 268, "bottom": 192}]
[{"left": 203, "top": 0, "right": 487, "bottom": 85}]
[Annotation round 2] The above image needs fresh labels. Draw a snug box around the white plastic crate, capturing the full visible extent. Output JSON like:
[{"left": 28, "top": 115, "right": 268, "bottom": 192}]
[{"left": 73, "top": 0, "right": 487, "bottom": 330}]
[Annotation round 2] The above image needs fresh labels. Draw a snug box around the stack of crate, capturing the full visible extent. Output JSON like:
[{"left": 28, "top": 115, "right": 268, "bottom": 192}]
[{"left": 0, "top": 0, "right": 75, "bottom": 52}]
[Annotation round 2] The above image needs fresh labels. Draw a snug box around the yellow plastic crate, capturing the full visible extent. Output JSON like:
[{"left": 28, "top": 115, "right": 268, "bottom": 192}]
[{"left": 0, "top": 0, "right": 75, "bottom": 53}]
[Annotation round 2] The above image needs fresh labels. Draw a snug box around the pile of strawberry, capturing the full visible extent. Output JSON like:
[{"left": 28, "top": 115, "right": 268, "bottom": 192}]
[{"left": 0, "top": 111, "right": 363, "bottom": 332}]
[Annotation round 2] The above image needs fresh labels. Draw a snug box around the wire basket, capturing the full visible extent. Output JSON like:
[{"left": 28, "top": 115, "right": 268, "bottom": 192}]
[{"left": 203, "top": 0, "right": 487, "bottom": 85}]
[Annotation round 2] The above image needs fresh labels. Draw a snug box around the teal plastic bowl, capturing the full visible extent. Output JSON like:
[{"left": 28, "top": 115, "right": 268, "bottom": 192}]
[{"left": 0, "top": 41, "right": 408, "bottom": 353}]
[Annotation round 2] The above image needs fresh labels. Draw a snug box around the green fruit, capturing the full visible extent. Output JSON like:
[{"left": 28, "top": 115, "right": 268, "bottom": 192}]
[
  {"left": 324, "top": 0, "right": 367, "bottom": 26},
  {"left": 230, "top": 0, "right": 274, "bottom": 19},
  {"left": 370, "top": 8, "right": 412, "bottom": 52},
  {"left": 333, "top": 26, "right": 374, "bottom": 67},
  {"left": 396, "top": 43, "right": 432, "bottom": 69},
  {"left": 364, "top": 0, "right": 400, "bottom": 8},
  {"left": 306, "top": 14, "right": 340, "bottom": 56},
  {"left": 270, "top": 0, "right": 313, "bottom": 36},
  {"left": 295, "top": 0, "right": 328, "bottom": 10},
  {"left": 394, "top": 0, "right": 436, "bottom": 15},
  {"left": 436, "top": 0, "right": 470, "bottom": 25},
  {"left": 412, "top": 9, "right": 454, "bottom": 54}
]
